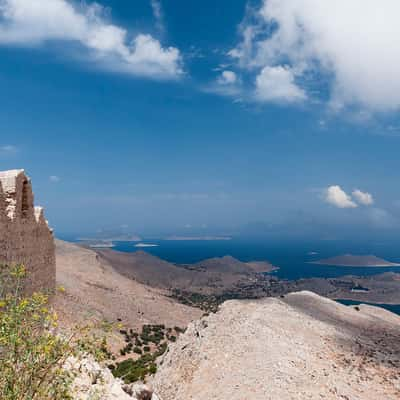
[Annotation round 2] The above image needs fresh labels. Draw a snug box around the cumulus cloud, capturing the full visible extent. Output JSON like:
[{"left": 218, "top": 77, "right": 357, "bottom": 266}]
[
  {"left": 0, "top": 0, "right": 182, "bottom": 79},
  {"left": 352, "top": 189, "right": 374, "bottom": 206},
  {"left": 204, "top": 70, "right": 241, "bottom": 97},
  {"left": 324, "top": 185, "right": 357, "bottom": 209},
  {"left": 255, "top": 66, "right": 306, "bottom": 102},
  {"left": 218, "top": 70, "right": 237, "bottom": 85},
  {"left": 231, "top": 0, "right": 400, "bottom": 110}
]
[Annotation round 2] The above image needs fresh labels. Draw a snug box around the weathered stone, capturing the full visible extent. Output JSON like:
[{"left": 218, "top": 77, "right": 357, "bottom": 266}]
[
  {"left": 66, "top": 356, "right": 159, "bottom": 400},
  {"left": 0, "top": 169, "right": 55, "bottom": 293},
  {"left": 152, "top": 292, "right": 400, "bottom": 400},
  {"left": 122, "top": 383, "right": 154, "bottom": 399}
]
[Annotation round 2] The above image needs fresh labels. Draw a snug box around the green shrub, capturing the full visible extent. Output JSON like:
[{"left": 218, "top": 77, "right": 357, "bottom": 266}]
[
  {"left": 0, "top": 265, "right": 73, "bottom": 400},
  {"left": 155, "top": 342, "right": 167, "bottom": 357},
  {"left": 112, "top": 354, "right": 157, "bottom": 384},
  {"left": 148, "top": 363, "right": 157, "bottom": 374},
  {"left": 0, "top": 264, "right": 110, "bottom": 400},
  {"left": 112, "top": 358, "right": 147, "bottom": 383}
]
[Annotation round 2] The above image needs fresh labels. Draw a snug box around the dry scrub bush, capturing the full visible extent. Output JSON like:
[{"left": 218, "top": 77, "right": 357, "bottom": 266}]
[{"left": 0, "top": 265, "right": 110, "bottom": 400}]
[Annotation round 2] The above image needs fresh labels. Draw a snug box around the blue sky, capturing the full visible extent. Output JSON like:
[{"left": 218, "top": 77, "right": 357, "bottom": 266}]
[{"left": 0, "top": 0, "right": 400, "bottom": 238}]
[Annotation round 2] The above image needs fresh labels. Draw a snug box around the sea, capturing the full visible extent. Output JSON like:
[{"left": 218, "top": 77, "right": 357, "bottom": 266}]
[
  {"left": 112, "top": 238, "right": 400, "bottom": 281},
  {"left": 78, "top": 237, "right": 400, "bottom": 314}
]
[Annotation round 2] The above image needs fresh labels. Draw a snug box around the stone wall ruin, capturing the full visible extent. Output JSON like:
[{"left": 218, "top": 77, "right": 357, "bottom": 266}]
[{"left": 0, "top": 169, "right": 55, "bottom": 293}]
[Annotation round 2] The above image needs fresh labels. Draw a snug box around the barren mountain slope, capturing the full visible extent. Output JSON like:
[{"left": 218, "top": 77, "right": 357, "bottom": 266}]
[
  {"left": 96, "top": 249, "right": 275, "bottom": 295},
  {"left": 152, "top": 291, "right": 400, "bottom": 400},
  {"left": 52, "top": 240, "right": 202, "bottom": 333},
  {"left": 96, "top": 249, "right": 198, "bottom": 290}
]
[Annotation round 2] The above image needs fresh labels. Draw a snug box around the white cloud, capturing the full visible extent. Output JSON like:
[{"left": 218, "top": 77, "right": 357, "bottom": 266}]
[
  {"left": 150, "top": 0, "right": 164, "bottom": 33},
  {"left": 0, "top": 144, "right": 17, "bottom": 152},
  {"left": 231, "top": 0, "right": 400, "bottom": 110},
  {"left": 0, "top": 0, "right": 182, "bottom": 79},
  {"left": 352, "top": 189, "right": 374, "bottom": 206},
  {"left": 255, "top": 66, "right": 306, "bottom": 103},
  {"left": 0, "top": 144, "right": 18, "bottom": 156},
  {"left": 49, "top": 175, "right": 60, "bottom": 183},
  {"left": 218, "top": 70, "right": 237, "bottom": 85},
  {"left": 204, "top": 70, "right": 241, "bottom": 97},
  {"left": 324, "top": 185, "right": 357, "bottom": 209}
]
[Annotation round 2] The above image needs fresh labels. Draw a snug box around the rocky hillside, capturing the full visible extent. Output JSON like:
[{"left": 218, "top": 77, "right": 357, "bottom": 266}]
[
  {"left": 152, "top": 291, "right": 400, "bottom": 400},
  {"left": 52, "top": 241, "right": 400, "bottom": 399},
  {"left": 53, "top": 240, "right": 202, "bottom": 339},
  {"left": 96, "top": 249, "right": 276, "bottom": 296}
]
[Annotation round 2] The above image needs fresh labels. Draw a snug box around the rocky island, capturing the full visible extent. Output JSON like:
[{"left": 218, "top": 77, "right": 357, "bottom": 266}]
[{"left": 311, "top": 254, "right": 400, "bottom": 267}]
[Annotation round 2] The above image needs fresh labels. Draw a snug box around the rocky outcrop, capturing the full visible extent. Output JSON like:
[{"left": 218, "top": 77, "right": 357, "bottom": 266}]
[
  {"left": 0, "top": 169, "right": 55, "bottom": 293},
  {"left": 152, "top": 291, "right": 400, "bottom": 400},
  {"left": 66, "top": 356, "right": 159, "bottom": 400}
]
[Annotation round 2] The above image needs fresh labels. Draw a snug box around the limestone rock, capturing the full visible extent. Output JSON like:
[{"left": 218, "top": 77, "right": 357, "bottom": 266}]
[
  {"left": 122, "top": 383, "right": 154, "bottom": 399},
  {"left": 67, "top": 357, "right": 159, "bottom": 400},
  {"left": 152, "top": 291, "right": 400, "bottom": 400}
]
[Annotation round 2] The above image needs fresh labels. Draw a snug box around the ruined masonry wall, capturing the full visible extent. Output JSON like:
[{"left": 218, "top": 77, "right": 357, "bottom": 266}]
[{"left": 0, "top": 170, "right": 56, "bottom": 293}]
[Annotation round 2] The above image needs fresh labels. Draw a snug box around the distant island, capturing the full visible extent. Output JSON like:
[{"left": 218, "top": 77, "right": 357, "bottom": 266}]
[
  {"left": 77, "top": 234, "right": 142, "bottom": 242},
  {"left": 165, "top": 236, "right": 232, "bottom": 241},
  {"left": 76, "top": 239, "right": 116, "bottom": 248},
  {"left": 311, "top": 254, "right": 400, "bottom": 267},
  {"left": 88, "top": 242, "right": 115, "bottom": 248}
]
